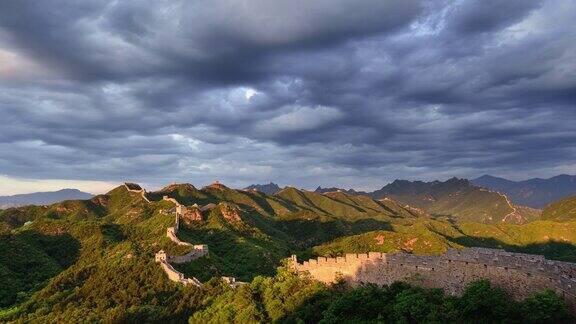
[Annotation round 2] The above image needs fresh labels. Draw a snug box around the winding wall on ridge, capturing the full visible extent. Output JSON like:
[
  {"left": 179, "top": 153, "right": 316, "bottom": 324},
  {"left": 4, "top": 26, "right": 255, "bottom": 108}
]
[
  {"left": 123, "top": 183, "right": 208, "bottom": 286},
  {"left": 291, "top": 248, "right": 576, "bottom": 304},
  {"left": 123, "top": 183, "right": 151, "bottom": 203},
  {"left": 155, "top": 196, "right": 208, "bottom": 287},
  {"left": 143, "top": 189, "right": 242, "bottom": 288}
]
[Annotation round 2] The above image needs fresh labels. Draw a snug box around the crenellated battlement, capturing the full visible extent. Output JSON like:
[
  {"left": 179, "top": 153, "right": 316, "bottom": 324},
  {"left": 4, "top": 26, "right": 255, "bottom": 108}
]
[{"left": 291, "top": 248, "right": 576, "bottom": 303}]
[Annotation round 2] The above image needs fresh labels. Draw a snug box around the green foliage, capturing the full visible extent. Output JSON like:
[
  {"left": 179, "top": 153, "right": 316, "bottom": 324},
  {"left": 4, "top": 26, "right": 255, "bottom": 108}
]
[
  {"left": 520, "top": 289, "right": 572, "bottom": 323},
  {"left": 320, "top": 283, "right": 392, "bottom": 322},
  {"left": 312, "top": 221, "right": 457, "bottom": 257},
  {"left": 542, "top": 195, "right": 576, "bottom": 222},
  {"left": 455, "top": 220, "right": 576, "bottom": 262},
  {"left": 275, "top": 187, "right": 419, "bottom": 221},
  {"left": 191, "top": 265, "right": 326, "bottom": 323},
  {"left": 310, "top": 218, "right": 576, "bottom": 264},
  {"left": 0, "top": 230, "right": 79, "bottom": 307},
  {"left": 456, "top": 280, "right": 518, "bottom": 322},
  {"left": 13, "top": 256, "right": 209, "bottom": 322},
  {"left": 193, "top": 274, "right": 573, "bottom": 324},
  {"left": 174, "top": 208, "right": 290, "bottom": 281},
  {"left": 391, "top": 287, "right": 445, "bottom": 323}
]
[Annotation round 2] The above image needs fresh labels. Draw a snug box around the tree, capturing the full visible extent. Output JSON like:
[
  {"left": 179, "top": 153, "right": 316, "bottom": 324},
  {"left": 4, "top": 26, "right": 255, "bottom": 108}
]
[
  {"left": 321, "top": 284, "right": 391, "bottom": 322},
  {"left": 457, "top": 280, "right": 518, "bottom": 322},
  {"left": 520, "top": 289, "right": 572, "bottom": 323},
  {"left": 392, "top": 287, "right": 443, "bottom": 323}
]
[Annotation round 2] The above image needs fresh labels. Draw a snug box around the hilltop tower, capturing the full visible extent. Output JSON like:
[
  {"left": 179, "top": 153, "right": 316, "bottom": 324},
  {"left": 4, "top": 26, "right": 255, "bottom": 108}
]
[{"left": 155, "top": 250, "right": 168, "bottom": 263}]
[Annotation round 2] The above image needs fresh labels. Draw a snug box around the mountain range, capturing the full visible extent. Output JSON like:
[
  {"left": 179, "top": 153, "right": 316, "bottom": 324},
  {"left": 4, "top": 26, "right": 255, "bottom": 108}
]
[
  {"left": 248, "top": 174, "right": 576, "bottom": 220},
  {"left": 366, "top": 177, "right": 541, "bottom": 224},
  {"left": 0, "top": 189, "right": 93, "bottom": 209},
  {"left": 1, "top": 181, "right": 576, "bottom": 321},
  {"left": 253, "top": 178, "right": 541, "bottom": 224},
  {"left": 471, "top": 174, "right": 576, "bottom": 208},
  {"left": 243, "top": 182, "right": 281, "bottom": 195}
]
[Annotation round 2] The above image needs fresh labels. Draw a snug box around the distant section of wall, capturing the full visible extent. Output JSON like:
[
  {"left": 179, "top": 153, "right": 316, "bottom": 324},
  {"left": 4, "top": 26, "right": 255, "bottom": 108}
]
[
  {"left": 200, "top": 203, "right": 217, "bottom": 212},
  {"left": 291, "top": 248, "right": 576, "bottom": 304},
  {"left": 163, "top": 196, "right": 203, "bottom": 223},
  {"left": 124, "top": 182, "right": 151, "bottom": 203}
]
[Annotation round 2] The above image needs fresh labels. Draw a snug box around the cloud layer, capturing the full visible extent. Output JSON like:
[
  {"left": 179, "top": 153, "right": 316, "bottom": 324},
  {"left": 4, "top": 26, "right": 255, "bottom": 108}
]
[{"left": 0, "top": 0, "right": 575, "bottom": 192}]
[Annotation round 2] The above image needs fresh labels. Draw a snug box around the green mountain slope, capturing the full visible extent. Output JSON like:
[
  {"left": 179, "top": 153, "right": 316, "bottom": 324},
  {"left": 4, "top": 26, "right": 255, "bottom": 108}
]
[
  {"left": 312, "top": 218, "right": 576, "bottom": 263},
  {"left": 371, "top": 178, "right": 541, "bottom": 224},
  {"left": 312, "top": 221, "right": 458, "bottom": 257},
  {"left": 275, "top": 187, "right": 422, "bottom": 220},
  {"left": 542, "top": 195, "right": 576, "bottom": 222},
  {"left": 0, "top": 185, "right": 215, "bottom": 321},
  {"left": 0, "top": 230, "right": 79, "bottom": 307}
]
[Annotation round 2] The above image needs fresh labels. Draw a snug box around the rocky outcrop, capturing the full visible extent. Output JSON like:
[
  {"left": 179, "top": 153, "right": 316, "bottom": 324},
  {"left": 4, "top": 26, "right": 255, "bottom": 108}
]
[
  {"left": 181, "top": 204, "right": 203, "bottom": 223},
  {"left": 220, "top": 203, "right": 242, "bottom": 223},
  {"left": 91, "top": 195, "right": 109, "bottom": 207},
  {"left": 163, "top": 196, "right": 203, "bottom": 224}
]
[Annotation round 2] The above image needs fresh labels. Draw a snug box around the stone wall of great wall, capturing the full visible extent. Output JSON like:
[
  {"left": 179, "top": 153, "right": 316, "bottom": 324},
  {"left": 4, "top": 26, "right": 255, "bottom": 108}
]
[
  {"left": 154, "top": 195, "right": 209, "bottom": 287},
  {"left": 121, "top": 183, "right": 241, "bottom": 288},
  {"left": 123, "top": 183, "right": 151, "bottom": 203},
  {"left": 290, "top": 248, "right": 576, "bottom": 304},
  {"left": 155, "top": 250, "right": 204, "bottom": 286},
  {"left": 163, "top": 196, "right": 192, "bottom": 246}
]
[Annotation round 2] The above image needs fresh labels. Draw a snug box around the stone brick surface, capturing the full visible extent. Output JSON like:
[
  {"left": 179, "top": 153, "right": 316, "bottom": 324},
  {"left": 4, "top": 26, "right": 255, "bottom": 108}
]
[{"left": 291, "top": 248, "right": 576, "bottom": 305}]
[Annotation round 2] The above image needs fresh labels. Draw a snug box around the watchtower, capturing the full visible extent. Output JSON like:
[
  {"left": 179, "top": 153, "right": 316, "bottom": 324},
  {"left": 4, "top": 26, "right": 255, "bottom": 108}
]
[{"left": 155, "top": 250, "right": 168, "bottom": 263}]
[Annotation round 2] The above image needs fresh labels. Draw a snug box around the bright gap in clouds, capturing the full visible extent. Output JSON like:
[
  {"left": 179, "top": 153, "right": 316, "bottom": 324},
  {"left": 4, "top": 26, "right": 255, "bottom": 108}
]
[
  {"left": 245, "top": 88, "right": 258, "bottom": 100},
  {"left": 0, "top": 175, "right": 118, "bottom": 195}
]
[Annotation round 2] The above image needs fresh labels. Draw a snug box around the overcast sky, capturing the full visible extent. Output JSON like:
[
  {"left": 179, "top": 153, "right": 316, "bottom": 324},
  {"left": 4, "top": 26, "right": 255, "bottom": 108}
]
[{"left": 0, "top": 0, "right": 575, "bottom": 194}]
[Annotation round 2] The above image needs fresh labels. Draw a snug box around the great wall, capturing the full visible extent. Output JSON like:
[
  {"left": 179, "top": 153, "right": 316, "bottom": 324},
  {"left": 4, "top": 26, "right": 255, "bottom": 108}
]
[
  {"left": 124, "top": 182, "right": 243, "bottom": 288},
  {"left": 125, "top": 182, "right": 576, "bottom": 304},
  {"left": 290, "top": 248, "right": 576, "bottom": 304},
  {"left": 123, "top": 182, "right": 151, "bottom": 203}
]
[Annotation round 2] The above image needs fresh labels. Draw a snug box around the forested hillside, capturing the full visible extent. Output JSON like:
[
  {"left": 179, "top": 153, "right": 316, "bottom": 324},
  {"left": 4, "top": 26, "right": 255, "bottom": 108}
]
[
  {"left": 0, "top": 182, "right": 574, "bottom": 322},
  {"left": 369, "top": 178, "right": 541, "bottom": 224},
  {"left": 542, "top": 195, "right": 576, "bottom": 222}
]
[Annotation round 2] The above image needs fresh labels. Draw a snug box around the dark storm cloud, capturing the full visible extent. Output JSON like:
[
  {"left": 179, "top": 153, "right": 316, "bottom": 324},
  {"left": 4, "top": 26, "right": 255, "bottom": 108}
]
[
  {"left": 0, "top": 0, "right": 422, "bottom": 82},
  {"left": 447, "top": 0, "right": 541, "bottom": 34},
  {"left": 0, "top": 0, "right": 575, "bottom": 192}
]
